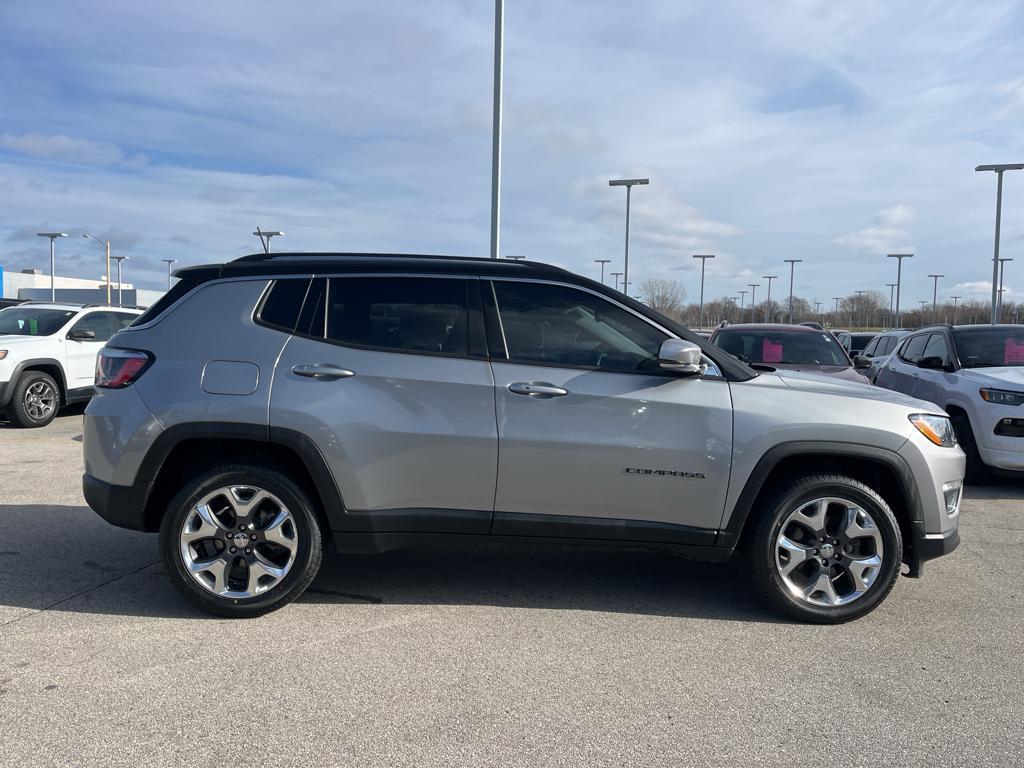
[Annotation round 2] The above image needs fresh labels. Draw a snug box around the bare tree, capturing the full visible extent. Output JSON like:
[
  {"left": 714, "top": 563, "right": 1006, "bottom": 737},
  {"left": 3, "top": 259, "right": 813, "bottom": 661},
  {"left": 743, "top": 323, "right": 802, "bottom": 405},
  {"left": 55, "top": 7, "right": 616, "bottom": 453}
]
[{"left": 639, "top": 278, "right": 685, "bottom": 319}]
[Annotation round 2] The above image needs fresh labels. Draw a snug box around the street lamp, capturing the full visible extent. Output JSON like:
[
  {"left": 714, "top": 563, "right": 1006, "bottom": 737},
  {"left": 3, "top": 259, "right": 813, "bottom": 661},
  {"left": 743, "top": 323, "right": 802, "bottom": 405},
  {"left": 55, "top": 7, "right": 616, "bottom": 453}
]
[
  {"left": 594, "top": 259, "right": 610, "bottom": 284},
  {"left": 762, "top": 275, "right": 778, "bottom": 322},
  {"left": 886, "top": 283, "right": 897, "bottom": 328},
  {"left": 253, "top": 229, "right": 284, "bottom": 254},
  {"left": 610, "top": 272, "right": 623, "bottom": 293},
  {"left": 784, "top": 259, "right": 802, "bottom": 323},
  {"left": 928, "top": 274, "right": 944, "bottom": 324},
  {"left": 748, "top": 283, "right": 759, "bottom": 323},
  {"left": 975, "top": 163, "right": 1024, "bottom": 324},
  {"left": 505, "top": 254, "right": 527, "bottom": 261},
  {"left": 951, "top": 295, "right": 961, "bottom": 324},
  {"left": 855, "top": 290, "right": 866, "bottom": 330},
  {"left": 489, "top": 0, "right": 504, "bottom": 259},
  {"left": 609, "top": 178, "right": 649, "bottom": 296},
  {"left": 887, "top": 253, "right": 913, "bottom": 329},
  {"left": 83, "top": 233, "right": 112, "bottom": 305},
  {"left": 693, "top": 254, "right": 715, "bottom": 329},
  {"left": 738, "top": 289, "right": 748, "bottom": 320},
  {"left": 833, "top": 297, "right": 841, "bottom": 325},
  {"left": 35, "top": 232, "right": 68, "bottom": 302},
  {"left": 998, "top": 258, "right": 1013, "bottom": 321},
  {"left": 111, "top": 255, "right": 129, "bottom": 307},
  {"left": 161, "top": 259, "right": 177, "bottom": 290},
  {"left": 814, "top": 300, "right": 822, "bottom": 321}
]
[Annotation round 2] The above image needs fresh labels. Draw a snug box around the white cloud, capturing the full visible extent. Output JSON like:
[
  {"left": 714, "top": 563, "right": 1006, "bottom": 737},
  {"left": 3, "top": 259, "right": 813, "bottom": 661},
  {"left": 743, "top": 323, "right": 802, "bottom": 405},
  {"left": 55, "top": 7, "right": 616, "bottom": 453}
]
[
  {"left": 0, "top": 132, "right": 144, "bottom": 166},
  {"left": 835, "top": 205, "right": 915, "bottom": 255}
]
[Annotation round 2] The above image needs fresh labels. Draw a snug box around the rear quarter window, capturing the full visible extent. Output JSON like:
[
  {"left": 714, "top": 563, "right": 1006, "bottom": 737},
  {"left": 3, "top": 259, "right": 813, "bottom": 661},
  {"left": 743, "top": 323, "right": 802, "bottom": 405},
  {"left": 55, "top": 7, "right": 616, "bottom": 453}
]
[{"left": 256, "top": 278, "right": 312, "bottom": 332}]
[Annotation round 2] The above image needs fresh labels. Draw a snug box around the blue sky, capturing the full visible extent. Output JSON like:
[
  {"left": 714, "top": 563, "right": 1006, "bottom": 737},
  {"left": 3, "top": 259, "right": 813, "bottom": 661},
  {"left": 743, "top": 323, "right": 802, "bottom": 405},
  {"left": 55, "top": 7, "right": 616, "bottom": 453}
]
[{"left": 1, "top": 0, "right": 1023, "bottom": 306}]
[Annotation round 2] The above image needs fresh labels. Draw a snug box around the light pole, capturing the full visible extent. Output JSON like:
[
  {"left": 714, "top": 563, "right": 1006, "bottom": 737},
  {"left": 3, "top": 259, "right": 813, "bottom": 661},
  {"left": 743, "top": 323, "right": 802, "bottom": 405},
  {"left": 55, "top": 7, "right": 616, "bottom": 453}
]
[
  {"left": 855, "top": 290, "right": 866, "bottom": 329},
  {"left": 886, "top": 283, "right": 897, "bottom": 327},
  {"left": 609, "top": 178, "right": 649, "bottom": 296},
  {"left": 975, "top": 164, "right": 1024, "bottom": 324},
  {"left": 504, "top": 254, "right": 527, "bottom": 261},
  {"left": 36, "top": 232, "right": 68, "bottom": 302},
  {"left": 928, "top": 274, "right": 944, "bottom": 324},
  {"left": 489, "top": 0, "right": 504, "bottom": 259},
  {"left": 161, "top": 259, "right": 177, "bottom": 290},
  {"left": 784, "top": 259, "right": 802, "bottom": 323},
  {"left": 748, "top": 283, "right": 759, "bottom": 323},
  {"left": 111, "top": 255, "right": 129, "bottom": 307},
  {"left": 692, "top": 254, "right": 715, "bottom": 330},
  {"left": 610, "top": 272, "right": 623, "bottom": 293},
  {"left": 814, "top": 301, "right": 822, "bottom": 322},
  {"left": 83, "top": 233, "right": 112, "bottom": 305},
  {"left": 833, "top": 297, "right": 841, "bottom": 326},
  {"left": 253, "top": 229, "right": 284, "bottom": 253},
  {"left": 594, "top": 259, "right": 610, "bottom": 284},
  {"left": 887, "top": 253, "right": 912, "bottom": 329},
  {"left": 951, "top": 295, "right": 961, "bottom": 324},
  {"left": 738, "top": 289, "right": 748, "bottom": 321},
  {"left": 762, "top": 275, "right": 778, "bottom": 322},
  {"left": 998, "top": 258, "right": 1013, "bottom": 321}
]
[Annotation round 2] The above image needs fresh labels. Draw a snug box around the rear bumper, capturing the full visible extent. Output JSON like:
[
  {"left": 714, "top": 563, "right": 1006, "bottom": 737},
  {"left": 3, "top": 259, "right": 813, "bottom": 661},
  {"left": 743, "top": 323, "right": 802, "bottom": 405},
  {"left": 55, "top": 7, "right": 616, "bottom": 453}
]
[{"left": 83, "top": 473, "right": 152, "bottom": 532}]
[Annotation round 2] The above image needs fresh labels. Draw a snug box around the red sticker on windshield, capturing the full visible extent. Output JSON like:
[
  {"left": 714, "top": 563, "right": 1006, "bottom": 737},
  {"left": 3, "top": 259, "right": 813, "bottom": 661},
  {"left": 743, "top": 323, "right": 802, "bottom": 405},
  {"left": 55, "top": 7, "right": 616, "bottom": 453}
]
[
  {"left": 763, "top": 338, "right": 783, "bottom": 363},
  {"left": 1005, "top": 338, "right": 1024, "bottom": 364}
]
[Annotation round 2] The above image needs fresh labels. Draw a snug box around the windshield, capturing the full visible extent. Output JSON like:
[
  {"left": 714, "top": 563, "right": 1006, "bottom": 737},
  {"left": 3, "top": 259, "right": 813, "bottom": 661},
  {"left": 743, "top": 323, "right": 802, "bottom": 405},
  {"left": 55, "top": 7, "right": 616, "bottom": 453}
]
[
  {"left": 713, "top": 328, "right": 849, "bottom": 366},
  {"left": 0, "top": 307, "right": 76, "bottom": 336},
  {"left": 954, "top": 327, "right": 1024, "bottom": 368}
]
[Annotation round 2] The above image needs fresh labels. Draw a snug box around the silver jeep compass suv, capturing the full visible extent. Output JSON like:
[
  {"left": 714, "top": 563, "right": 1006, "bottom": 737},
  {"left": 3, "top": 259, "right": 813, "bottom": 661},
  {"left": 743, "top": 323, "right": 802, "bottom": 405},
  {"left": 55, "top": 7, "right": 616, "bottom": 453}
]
[{"left": 83, "top": 253, "right": 964, "bottom": 623}]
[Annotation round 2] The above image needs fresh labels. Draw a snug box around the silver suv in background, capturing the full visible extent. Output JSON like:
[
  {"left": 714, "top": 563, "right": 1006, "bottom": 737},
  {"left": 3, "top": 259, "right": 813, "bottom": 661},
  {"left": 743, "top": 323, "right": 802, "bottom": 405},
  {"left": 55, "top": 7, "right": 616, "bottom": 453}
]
[
  {"left": 855, "top": 329, "right": 911, "bottom": 384},
  {"left": 875, "top": 324, "right": 1024, "bottom": 478},
  {"left": 82, "top": 254, "right": 963, "bottom": 623}
]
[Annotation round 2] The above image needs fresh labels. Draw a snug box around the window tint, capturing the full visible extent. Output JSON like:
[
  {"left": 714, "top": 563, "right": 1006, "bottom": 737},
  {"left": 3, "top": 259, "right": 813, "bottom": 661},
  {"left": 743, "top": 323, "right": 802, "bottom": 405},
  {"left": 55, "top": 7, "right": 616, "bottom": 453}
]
[
  {"left": 862, "top": 338, "right": 878, "bottom": 357},
  {"left": 492, "top": 281, "right": 668, "bottom": 373},
  {"left": 899, "top": 334, "right": 929, "bottom": 363},
  {"left": 922, "top": 333, "right": 950, "bottom": 364},
  {"left": 0, "top": 307, "right": 75, "bottom": 336},
  {"left": 323, "top": 277, "right": 470, "bottom": 355},
  {"left": 133, "top": 279, "right": 195, "bottom": 325},
  {"left": 258, "top": 278, "right": 311, "bottom": 331},
  {"left": 111, "top": 313, "right": 137, "bottom": 331},
  {"left": 70, "top": 312, "right": 115, "bottom": 342},
  {"left": 877, "top": 336, "right": 894, "bottom": 356}
]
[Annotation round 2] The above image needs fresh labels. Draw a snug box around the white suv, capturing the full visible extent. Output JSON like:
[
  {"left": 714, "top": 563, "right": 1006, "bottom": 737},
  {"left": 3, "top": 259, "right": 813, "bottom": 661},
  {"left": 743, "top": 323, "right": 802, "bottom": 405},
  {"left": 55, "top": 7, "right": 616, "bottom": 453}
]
[
  {"left": 875, "top": 324, "right": 1024, "bottom": 478},
  {"left": 0, "top": 302, "right": 142, "bottom": 427}
]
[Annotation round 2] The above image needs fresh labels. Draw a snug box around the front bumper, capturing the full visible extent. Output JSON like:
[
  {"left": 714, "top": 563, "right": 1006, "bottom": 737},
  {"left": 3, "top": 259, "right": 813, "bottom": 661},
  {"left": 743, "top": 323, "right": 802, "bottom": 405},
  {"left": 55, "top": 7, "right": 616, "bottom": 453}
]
[
  {"left": 83, "top": 473, "right": 153, "bottom": 532},
  {"left": 907, "top": 523, "right": 960, "bottom": 576}
]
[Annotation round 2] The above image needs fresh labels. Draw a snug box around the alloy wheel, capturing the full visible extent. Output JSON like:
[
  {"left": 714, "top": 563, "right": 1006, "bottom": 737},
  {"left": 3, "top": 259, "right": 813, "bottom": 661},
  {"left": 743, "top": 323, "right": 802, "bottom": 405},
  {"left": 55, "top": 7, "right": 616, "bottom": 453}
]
[
  {"left": 24, "top": 381, "right": 56, "bottom": 421},
  {"left": 774, "top": 496, "right": 885, "bottom": 607},
  {"left": 179, "top": 485, "right": 299, "bottom": 598}
]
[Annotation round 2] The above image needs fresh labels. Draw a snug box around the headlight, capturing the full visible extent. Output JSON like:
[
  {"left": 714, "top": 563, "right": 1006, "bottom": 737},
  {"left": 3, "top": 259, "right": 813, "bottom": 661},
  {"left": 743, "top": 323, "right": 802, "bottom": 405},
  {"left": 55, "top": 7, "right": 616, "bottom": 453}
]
[
  {"left": 909, "top": 414, "right": 957, "bottom": 447},
  {"left": 979, "top": 388, "right": 1024, "bottom": 406}
]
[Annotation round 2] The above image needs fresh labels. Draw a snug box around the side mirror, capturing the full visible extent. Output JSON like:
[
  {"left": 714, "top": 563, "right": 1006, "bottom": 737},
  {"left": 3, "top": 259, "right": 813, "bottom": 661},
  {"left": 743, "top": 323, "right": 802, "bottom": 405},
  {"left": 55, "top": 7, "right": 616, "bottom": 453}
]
[
  {"left": 854, "top": 355, "right": 871, "bottom": 369},
  {"left": 68, "top": 328, "right": 96, "bottom": 341},
  {"left": 658, "top": 339, "right": 703, "bottom": 375},
  {"left": 917, "top": 356, "right": 946, "bottom": 370}
]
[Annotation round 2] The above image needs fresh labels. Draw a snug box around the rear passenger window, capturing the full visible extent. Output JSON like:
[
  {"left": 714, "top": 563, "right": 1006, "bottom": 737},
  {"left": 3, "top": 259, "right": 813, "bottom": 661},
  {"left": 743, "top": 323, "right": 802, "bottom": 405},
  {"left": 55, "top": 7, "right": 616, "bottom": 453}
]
[
  {"left": 323, "top": 278, "right": 470, "bottom": 355},
  {"left": 258, "top": 279, "right": 311, "bottom": 332},
  {"left": 862, "top": 338, "right": 878, "bottom": 357}
]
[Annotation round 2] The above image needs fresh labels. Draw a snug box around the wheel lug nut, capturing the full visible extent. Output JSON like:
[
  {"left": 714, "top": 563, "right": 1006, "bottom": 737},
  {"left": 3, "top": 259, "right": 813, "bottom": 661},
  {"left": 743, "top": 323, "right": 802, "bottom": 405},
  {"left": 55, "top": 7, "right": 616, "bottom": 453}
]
[
  {"left": 813, "top": 549, "right": 819, "bottom": 555},
  {"left": 250, "top": 534, "right": 257, "bottom": 540},
  {"left": 819, "top": 537, "right": 825, "bottom": 543},
  {"left": 245, "top": 548, "right": 252, "bottom": 554},
  {"left": 238, "top": 525, "right": 245, "bottom": 531},
  {"left": 820, "top": 559, "right": 828, "bottom": 566},
  {"left": 229, "top": 547, "right": 236, "bottom": 553}
]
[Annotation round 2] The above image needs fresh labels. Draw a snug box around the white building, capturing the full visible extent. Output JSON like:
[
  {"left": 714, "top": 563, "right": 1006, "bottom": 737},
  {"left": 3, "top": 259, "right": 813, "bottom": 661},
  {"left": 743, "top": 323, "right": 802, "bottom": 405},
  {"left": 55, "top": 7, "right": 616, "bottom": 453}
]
[{"left": 1, "top": 267, "right": 164, "bottom": 307}]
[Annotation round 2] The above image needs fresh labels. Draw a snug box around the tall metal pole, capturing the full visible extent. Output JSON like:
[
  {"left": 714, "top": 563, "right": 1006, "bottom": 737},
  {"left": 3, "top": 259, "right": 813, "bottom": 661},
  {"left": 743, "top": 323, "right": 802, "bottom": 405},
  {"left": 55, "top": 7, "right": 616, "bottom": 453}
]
[
  {"left": 489, "top": 0, "right": 503, "bottom": 259},
  {"left": 855, "top": 290, "right": 866, "bottom": 330},
  {"left": 594, "top": 259, "right": 610, "bottom": 284},
  {"left": 990, "top": 170, "right": 1003, "bottom": 323},
  {"left": 762, "top": 275, "right": 778, "bottom": 322},
  {"left": 998, "top": 258, "right": 1013, "bottom": 322},
  {"left": 886, "top": 283, "right": 897, "bottom": 327},
  {"left": 833, "top": 297, "right": 841, "bottom": 325},
  {"left": 738, "top": 289, "right": 747, "bottom": 319},
  {"left": 37, "top": 234, "right": 69, "bottom": 301},
  {"left": 624, "top": 185, "right": 631, "bottom": 294},
  {"left": 610, "top": 272, "right": 622, "bottom": 293},
  {"left": 784, "top": 259, "right": 801, "bottom": 323},
  {"left": 162, "top": 259, "right": 177, "bottom": 290},
  {"left": 928, "top": 274, "right": 943, "bottom": 324},
  {"left": 693, "top": 254, "right": 715, "bottom": 329},
  {"left": 748, "top": 283, "right": 759, "bottom": 323},
  {"left": 105, "top": 240, "right": 111, "bottom": 305},
  {"left": 888, "top": 253, "right": 912, "bottom": 329},
  {"left": 112, "top": 256, "right": 128, "bottom": 307},
  {"left": 951, "top": 296, "right": 961, "bottom": 324}
]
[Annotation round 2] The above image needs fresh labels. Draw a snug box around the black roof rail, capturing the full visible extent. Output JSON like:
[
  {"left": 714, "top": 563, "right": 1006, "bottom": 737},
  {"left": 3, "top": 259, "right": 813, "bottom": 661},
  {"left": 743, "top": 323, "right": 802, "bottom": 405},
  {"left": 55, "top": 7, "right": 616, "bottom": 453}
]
[{"left": 230, "top": 251, "right": 554, "bottom": 266}]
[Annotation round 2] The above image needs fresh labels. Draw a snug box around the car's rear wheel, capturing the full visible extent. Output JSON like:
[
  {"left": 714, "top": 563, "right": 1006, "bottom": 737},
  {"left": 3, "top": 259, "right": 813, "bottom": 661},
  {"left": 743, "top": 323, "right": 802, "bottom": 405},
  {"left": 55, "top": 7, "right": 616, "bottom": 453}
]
[
  {"left": 746, "top": 474, "right": 902, "bottom": 623},
  {"left": 8, "top": 371, "right": 60, "bottom": 428},
  {"left": 158, "top": 464, "right": 323, "bottom": 617}
]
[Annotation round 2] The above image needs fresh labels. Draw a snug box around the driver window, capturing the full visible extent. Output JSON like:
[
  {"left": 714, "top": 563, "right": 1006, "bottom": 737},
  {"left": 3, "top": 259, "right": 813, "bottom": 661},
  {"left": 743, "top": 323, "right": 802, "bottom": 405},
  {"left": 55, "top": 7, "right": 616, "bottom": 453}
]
[
  {"left": 491, "top": 281, "right": 669, "bottom": 373},
  {"left": 69, "top": 312, "right": 114, "bottom": 342},
  {"left": 922, "top": 333, "right": 950, "bottom": 365}
]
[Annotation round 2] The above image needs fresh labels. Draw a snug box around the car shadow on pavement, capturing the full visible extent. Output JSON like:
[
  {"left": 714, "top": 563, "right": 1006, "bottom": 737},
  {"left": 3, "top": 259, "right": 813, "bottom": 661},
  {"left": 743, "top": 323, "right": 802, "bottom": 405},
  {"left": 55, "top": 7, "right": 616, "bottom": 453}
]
[
  {"left": 962, "top": 476, "right": 1024, "bottom": 500},
  {"left": 0, "top": 504, "right": 783, "bottom": 624},
  {"left": 0, "top": 402, "right": 86, "bottom": 429}
]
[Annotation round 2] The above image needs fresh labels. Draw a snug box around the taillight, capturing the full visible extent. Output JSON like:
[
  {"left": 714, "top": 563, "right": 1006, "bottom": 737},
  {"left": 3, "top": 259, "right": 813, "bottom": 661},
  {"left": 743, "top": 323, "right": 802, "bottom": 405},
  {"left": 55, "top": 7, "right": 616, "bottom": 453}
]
[{"left": 95, "top": 348, "right": 153, "bottom": 388}]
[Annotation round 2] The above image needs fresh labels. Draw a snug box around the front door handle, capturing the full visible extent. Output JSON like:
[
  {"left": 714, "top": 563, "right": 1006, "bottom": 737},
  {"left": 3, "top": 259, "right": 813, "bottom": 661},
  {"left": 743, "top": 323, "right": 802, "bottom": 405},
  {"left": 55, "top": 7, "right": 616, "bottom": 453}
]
[
  {"left": 292, "top": 363, "right": 355, "bottom": 380},
  {"left": 508, "top": 381, "right": 569, "bottom": 398}
]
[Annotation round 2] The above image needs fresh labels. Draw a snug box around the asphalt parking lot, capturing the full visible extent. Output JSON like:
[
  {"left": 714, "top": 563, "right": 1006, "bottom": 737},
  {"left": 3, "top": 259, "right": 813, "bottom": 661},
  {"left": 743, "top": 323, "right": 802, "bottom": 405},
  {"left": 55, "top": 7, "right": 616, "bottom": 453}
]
[{"left": 1, "top": 409, "right": 1022, "bottom": 767}]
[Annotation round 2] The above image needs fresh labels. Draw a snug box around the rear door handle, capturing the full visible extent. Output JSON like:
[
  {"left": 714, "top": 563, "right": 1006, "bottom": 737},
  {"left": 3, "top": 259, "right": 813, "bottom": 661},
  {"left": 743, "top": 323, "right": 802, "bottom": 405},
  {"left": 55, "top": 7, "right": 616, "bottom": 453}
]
[
  {"left": 508, "top": 381, "right": 569, "bottom": 398},
  {"left": 292, "top": 363, "right": 355, "bottom": 380}
]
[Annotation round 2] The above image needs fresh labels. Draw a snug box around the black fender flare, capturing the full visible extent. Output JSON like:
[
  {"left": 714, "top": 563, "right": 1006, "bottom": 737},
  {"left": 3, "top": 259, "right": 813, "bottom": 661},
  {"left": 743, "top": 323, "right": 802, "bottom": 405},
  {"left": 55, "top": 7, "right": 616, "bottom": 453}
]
[{"left": 0, "top": 357, "right": 68, "bottom": 407}]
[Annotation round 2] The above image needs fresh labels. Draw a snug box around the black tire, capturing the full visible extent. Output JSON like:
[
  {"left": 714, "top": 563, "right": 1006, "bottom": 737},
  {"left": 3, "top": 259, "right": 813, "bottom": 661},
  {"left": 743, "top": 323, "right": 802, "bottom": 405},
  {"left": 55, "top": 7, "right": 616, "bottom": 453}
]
[
  {"left": 951, "top": 413, "right": 988, "bottom": 483},
  {"left": 8, "top": 371, "right": 60, "bottom": 428},
  {"left": 744, "top": 474, "right": 903, "bottom": 624},
  {"left": 159, "top": 463, "right": 323, "bottom": 618}
]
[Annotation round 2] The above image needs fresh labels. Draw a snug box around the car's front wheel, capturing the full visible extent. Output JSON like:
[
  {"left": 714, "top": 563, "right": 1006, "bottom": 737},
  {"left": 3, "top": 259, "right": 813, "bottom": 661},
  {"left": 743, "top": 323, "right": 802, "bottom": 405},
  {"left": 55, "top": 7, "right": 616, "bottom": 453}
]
[
  {"left": 746, "top": 474, "right": 903, "bottom": 623},
  {"left": 158, "top": 464, "right": 323, "bottom": 617},
  {"left": 8, "top": 371, "right": 60, "bottom": 428}
]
